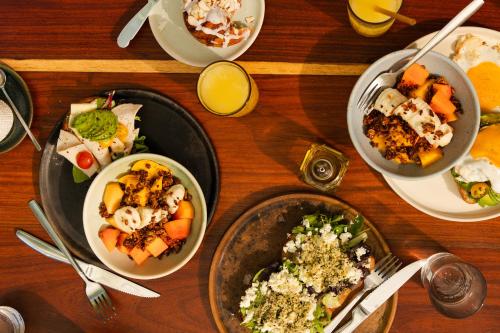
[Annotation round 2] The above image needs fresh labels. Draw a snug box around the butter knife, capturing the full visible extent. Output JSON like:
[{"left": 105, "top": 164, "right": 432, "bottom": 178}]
[
  {"left": 336, "top": 259, "right": 427, "bottom": 333},
  {"left": 117, "top": 0, "right": 159, "bottom": 48},
  {"left": 16, "top": 229, "right": 160, "bottom": 298}
]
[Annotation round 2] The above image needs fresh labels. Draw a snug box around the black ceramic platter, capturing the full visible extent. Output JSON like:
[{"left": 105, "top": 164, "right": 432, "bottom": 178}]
[{"left": 39, "top": 89, "right": 219, "bottom": 265}]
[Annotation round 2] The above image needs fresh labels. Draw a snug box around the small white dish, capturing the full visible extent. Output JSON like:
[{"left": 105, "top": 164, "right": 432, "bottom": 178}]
[
  {"left": 384, "top": 27, "right": 500, "bottom": 222},
  {"left": 83, "top": 153, "right": 207, "bottom": 279},
  {"left": 149, "top": 0, "right": 265, "bottom": 67}
]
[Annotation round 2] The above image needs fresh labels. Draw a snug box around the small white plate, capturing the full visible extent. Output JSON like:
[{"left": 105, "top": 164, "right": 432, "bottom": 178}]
[
  {"left": 149, "top": 0, "right": 265, "bottom": 67},
  {"left": 384, "top": 27, "right": 500, "bottom": 222},
  {"left": 83, "top": 153, "right": 207, "bottom": 279}
]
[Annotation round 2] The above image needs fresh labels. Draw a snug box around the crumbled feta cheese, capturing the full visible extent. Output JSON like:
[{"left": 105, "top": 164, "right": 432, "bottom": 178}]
[
  {"left": 268, "top": 269, "right": 302, "bottom": 294},
  {"left": 302, "top": 218, "right": 310, "bottom": 228},
  {"left": 307, "top": 231, "right": 312, "bottom": 236},
  {"left": 347, "top": 267, "right": 363, "bottom": 284},
  {"left": 284, "top": 240, "right": 297, "bottom": 253},
  {"left": 355, "top": 247, "right": 367, "bottom": 261},
  {"left": 339, "top": 232, "right": 352, "bottom": 244},
  {"left": 319, "top": 223, "right": 332, "bottom": 235},
  {"left": 321, "top": 231, "right": 338, "bottom": 244},
  {"left": 240, "top": 282, "right": 259, "bottom": 308}
]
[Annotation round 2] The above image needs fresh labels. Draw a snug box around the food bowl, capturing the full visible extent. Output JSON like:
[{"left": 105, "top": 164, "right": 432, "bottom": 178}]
[
  {"left": 347, "top": 49, "right": 480, "bottom": 179},
  {"left": 83, "top": 153, "right": 207, "bottom": 279},
  {"left": 148, "top": 0, "right": 265, "bottom": 67}
]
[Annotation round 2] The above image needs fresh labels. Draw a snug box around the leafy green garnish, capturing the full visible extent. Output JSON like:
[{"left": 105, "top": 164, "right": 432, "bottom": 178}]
[
  {"left": 347, "top": 231, "right": 368, "bottom": 248},
  {"left": 72, "top": 165, "right": 90, "bottom": 183},
  {"left": 349, "top": 215, "right": 364, "bottom": 236},
  {"left": 135, "top": 115, "right": 141, "bottom": 121},
  {"left": 134, "top": 135, "right": 149, "bottom": 153},
  {"left": 292, "top": 225, "right": 305, "bottom": 234},
  {"left": 253, "top": 268, "right": 266, "bottom": 283},
  {"left": 283, "top": 259, "right": 298, "bottom": 274}
]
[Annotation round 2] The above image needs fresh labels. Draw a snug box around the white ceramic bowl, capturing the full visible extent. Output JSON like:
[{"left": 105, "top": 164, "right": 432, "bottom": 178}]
[
  {"left": 83, "top": 153, "right": 207, "bottom": 279},
  {"left": 149, "top": 0, "right": 265, "bottom": 67},
  {"left": 348, "top": 49, "right": 480, "bottom": 179}
]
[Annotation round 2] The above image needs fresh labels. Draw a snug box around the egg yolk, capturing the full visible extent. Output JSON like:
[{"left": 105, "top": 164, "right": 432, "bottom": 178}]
[
  {"left": 471, "top": 124, "right": 500, "bottom": 167},
  {"left": 467, "top": 62, "right": 500, "bottom": 113}
]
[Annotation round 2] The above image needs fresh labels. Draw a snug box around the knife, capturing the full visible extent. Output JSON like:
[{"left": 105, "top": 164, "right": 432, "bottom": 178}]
[
  {"left": 335, "top": 259, "right": 427, "bottom": 333},
  {"left": 16, "top": 229, "right": 160, "bottom": 298},
  {"left": 117, "top": 0, "right": 159, "bottom": 48}
]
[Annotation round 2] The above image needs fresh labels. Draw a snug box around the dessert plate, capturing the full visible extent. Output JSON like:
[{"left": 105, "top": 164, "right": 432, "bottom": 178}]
[
  {"left": 39, "top": 89, "right": 219, "bottom": 266},
  {"left": 383, "top": 27, "right": 500, "bottom": 222},
  {"left": 209, "top": 193, "right": 397, "bottom": 333},
  {"left": 149, "top": 0, "right": 265, "bottom": 67}
]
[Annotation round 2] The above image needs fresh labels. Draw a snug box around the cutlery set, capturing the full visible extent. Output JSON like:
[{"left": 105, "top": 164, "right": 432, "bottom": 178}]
[{"left": 21, "top": 200, "right": 160, "bottom": 320}]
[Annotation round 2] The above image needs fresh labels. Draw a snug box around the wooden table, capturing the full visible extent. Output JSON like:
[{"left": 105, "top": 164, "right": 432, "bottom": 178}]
[{"left": 0, "top": 1, "right": 498, "bottom": 332}]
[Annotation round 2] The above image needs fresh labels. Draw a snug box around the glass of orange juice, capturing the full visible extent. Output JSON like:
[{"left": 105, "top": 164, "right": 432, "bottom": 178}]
[
  {"left": 197, "top": 61, "right": 259, "bottom": 117},
  {"left": 348, "top": 0, "right": 402, "bottom": 37}
]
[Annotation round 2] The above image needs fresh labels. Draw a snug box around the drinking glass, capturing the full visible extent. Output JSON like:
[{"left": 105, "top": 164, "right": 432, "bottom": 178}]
[
  {"left": 197, "top": 61, "right": 259, "bottom": 117},
  {"left": 0, "top": 306, "right": 24, "bottom": 333},
  {"left": 421, "top": 252, "right": 487, "bottom": 318},
  {"left": 347, "top": 0, "right": 403, "bottom": 37}
]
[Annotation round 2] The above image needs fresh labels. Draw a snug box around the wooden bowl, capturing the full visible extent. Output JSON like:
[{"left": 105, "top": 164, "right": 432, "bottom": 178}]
[{"left": 209, "top": 193, "right": 397, "bottom": 333}]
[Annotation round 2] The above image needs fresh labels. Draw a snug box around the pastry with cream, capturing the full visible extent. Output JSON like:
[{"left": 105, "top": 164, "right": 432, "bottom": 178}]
[{"left": 183, "top": 0, "right": 252, "bottom": 48}]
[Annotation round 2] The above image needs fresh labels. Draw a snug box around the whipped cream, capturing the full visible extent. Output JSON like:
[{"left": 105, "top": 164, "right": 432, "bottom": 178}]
[{"left": 183, "top": 0, "right": 251, "bottom": 48}]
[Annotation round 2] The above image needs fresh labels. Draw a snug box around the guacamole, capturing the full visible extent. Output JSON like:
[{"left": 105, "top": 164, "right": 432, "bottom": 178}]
[{"left": 71, "top": 110, "right": 118, "bottom": 141}]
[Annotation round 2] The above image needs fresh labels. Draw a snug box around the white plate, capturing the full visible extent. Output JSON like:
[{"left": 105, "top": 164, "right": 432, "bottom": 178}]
[
  {"left": 83, "top": 153, "right": 207, "bottom": 279},
  {"left": 384, "top": 27, "right": 500, "bottom": 222},
  {"left": 149, "top": 0, "right": 265, "bottom": 67}
]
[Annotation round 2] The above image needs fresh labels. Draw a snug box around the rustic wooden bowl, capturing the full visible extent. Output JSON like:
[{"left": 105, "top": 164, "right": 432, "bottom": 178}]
[{"left": 209, "top": 193, "right": 397, "bottom": 333}]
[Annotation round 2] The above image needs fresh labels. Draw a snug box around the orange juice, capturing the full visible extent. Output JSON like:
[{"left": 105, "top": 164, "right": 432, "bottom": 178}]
[
  {"left": 348, "top": 0, "right": 402, "bottom": 37},
  {"left": 197, "top": 61, "right": 259, "bottom": 117}
]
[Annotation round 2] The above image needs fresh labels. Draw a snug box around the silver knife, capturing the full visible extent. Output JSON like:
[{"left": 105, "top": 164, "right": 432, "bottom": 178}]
[
  {"left": 117, "top": 0, "right": 159, "bottom": 48},
  {"left": 16, "top": 229, "right": 160, "bottom": 298},
  {"left": 335, "top": 259, "right": 427, "bottom": 333}
]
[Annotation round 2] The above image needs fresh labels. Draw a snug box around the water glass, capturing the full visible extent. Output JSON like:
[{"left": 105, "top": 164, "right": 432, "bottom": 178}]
[
  {"left": 421, "top": 252, "right": 487, "bottom": 318},
  {"left": 0, "top": 307, "right": 24, "bottom": 333}
]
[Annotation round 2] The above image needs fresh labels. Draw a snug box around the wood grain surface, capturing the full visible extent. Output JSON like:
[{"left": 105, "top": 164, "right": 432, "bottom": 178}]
[{"left": 0, "top": 0, "right": 499, "bottom": 333}]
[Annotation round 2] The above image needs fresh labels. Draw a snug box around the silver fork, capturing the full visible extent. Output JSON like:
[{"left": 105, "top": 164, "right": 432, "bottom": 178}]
[
  {"left": 357, "top": 0, "right": 484, "bottom": 114},
  {"left": 324, "top": 253, "right": 402, "bottom": 333},
  {"left": 28, "top": 200, "right": 116, "bottom": 320}
]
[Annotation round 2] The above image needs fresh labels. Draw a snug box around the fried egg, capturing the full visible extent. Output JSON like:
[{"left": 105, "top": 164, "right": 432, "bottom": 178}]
[
  {"left": 454, "top": 124, "right": 500, "bottom": 193},
  {"left": 453, "top": 34, "right": 500, "bottom": 113}
]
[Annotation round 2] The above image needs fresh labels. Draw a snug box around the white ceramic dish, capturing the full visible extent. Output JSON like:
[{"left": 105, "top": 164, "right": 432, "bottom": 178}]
[
  {"left": 149, "top": 0, "right": 265, "bottom": 67},
  {"left": 348, "top": 49, "right": 480, "bottom": 180},
  {"left": 383, "top": 27, "right": 500, "bottom": 222},
  {"left": 83, "top": 153, "right": 207, "bottom": 279}
]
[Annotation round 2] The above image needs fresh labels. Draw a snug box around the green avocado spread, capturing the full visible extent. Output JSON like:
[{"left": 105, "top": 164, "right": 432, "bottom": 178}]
[{"left": 71, "top": 110, "right": 118, "bottom": 141}]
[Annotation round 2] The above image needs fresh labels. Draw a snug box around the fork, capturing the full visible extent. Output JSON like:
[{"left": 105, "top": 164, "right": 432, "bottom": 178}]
[
  {"left": 28, "top": 200, "right": 116, "bottom": 320},
  {"left": 357, "top": 0, "right": 484, "bottom": 114},
  {"left": 324, "top": 253, "right": 402, "bottom": 333}
]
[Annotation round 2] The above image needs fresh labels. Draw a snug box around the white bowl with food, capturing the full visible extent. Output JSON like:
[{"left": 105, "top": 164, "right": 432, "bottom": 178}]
[
  {"left": 149, "top": 0, "right": 265, "bottom": 67},
  {"left": 83, "top": 153, "right": 207, "bottom": 279},
  {"left": 348, "top": 49, "right": 480, "bottom": 179}
]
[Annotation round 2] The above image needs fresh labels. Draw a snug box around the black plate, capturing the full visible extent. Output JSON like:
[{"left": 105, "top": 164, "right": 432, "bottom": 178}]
[
  {"left": 39, "top": 89, "right": 219, "bottom": 265},
  {"left": 0, "top": 63, "right": 33, "bottom": 153}
]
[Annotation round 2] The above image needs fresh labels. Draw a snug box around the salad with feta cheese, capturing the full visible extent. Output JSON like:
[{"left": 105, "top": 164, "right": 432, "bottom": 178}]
[{"left": 239, "top": 212, "right": 374, "bottom": 333}]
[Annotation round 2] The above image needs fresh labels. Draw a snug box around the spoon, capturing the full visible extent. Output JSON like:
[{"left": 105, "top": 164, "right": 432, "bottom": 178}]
[{"left": 0, "top": 69, "right": 41, "bottom": 151}]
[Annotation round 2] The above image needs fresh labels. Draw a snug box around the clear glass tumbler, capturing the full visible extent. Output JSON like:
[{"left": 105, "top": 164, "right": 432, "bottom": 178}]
[
  {"left": 421, "top": 252, "right": 487, "bottom": 318},
  {"left": 0, "top": 306, "right": 24, "bottom": 333}
]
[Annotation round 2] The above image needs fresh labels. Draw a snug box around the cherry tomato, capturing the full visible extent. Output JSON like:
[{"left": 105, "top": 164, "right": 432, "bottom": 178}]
[{"left": 76, "top": 151, "right": 94, "bottom": 169}]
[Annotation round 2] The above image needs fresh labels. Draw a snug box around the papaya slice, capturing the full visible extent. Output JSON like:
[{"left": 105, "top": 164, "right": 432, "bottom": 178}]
[
  {"left": 173, "top": 200, "right": 194, "bottom": 220},
  {"left": 418, "top": 148, "right": 443, "bottom": 168},
  {"left": 164, "top": 219, "right": 192, "bottom": 240},
  {"left": 401, "top": 63, "right": 429, "bottom": 87},
  {"left": 99, "top": 227, "right": 121, "bottom": 252},
  {"left": 116, "top": 233, "right": 131, "bottom": 254},
  {"left": 130, "top": 246, "right": 151, "bottom": 265},
  {"left": 430, "top": 92, "right": 456, "bottom": 115},
  {"left": 103, "top": 182, "right": 124, "bottom": 214},
  {"left": 145, "top": 237, "right": 168, "bottom": 257},
  {"left": 433, "top": 84, "right": 452, "bottom": 99}
]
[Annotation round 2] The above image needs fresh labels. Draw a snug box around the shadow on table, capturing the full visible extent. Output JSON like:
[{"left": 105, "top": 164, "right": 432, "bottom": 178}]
[{"left": 0, "top": 290, "right": 84, "bottom": 333}]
